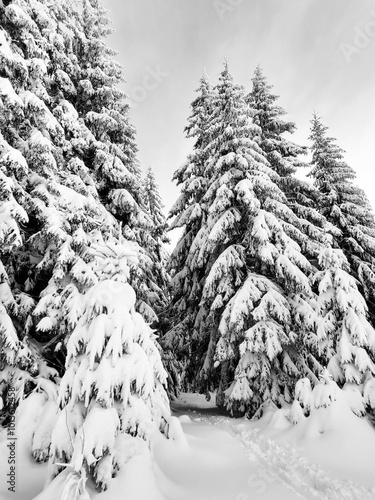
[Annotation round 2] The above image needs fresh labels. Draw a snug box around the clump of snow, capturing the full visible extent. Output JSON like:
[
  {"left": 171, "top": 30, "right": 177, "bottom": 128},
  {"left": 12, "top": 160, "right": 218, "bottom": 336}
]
[
  {"left": 166, "top": 416, "right": 189, "bottom": 450},
  {"left": 178, "top": 415, "right": 192, "bottom": 424}
]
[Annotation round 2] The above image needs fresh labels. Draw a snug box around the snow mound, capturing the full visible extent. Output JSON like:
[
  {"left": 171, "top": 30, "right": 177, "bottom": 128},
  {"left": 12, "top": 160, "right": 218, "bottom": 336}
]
[
  {"left": 166, "top": 416, "right": 189, "bottom": 450},
  {"left": 178, "top": 415, "right": 192, "bottom": 423}
]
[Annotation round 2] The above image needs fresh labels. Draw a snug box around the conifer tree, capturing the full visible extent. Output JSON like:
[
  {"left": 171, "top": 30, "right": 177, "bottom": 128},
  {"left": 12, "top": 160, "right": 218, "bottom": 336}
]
[
  {"left": 75, "top": 0, "right": 147, "bottom": 237},
  {"left": 49, "top": 240, "right": 170, "bottom": 492},
  {"left": 168, "top": 64, "right": 323, "bottom": 414},
  {"left": 165, "top": 73, "right": 216, "bottom": 387},
  {"left": 143, "top": 166, "right": 168, "bottom": 243},
  {"left": 0, "top": 1, "right": 85, "bottom": 411},
  {"left": 247, "top": 67, "right": 335, "bottom": 263},
  {"left": 75, "top": 1, "right": 170, "bottom": 322},
  {"left": 313, "top": 246, "right": 375, "bottom": 416},
  {"left": 309, "top": 114, "right": 375, "bottom": 324},
  {"left": 0, "top": 0, "right": 172, "bottom": 454},
  {"left": 0, "top": 4, "right": 173, "bottom": 496},
  {"left": 141, "top": 166, "right": 170, "bottom": 317}
]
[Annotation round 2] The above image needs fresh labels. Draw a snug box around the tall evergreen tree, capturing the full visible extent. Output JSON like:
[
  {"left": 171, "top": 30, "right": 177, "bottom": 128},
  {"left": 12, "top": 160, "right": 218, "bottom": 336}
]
[
  {"left": 309, "top": 114, "right": 375, "bottom": 324},
  {"left": 168, "top": 64, "right": 324, "bottom": 415},
  {"left": 143, "top": 166, "right": 168, "bottom": 242},
  {"left": 37, "top": 0, "right": 164, "bottom": 323},
  {"left": 165, "top": 73, "right": 216, "bottom": 386},
  {"left": 247, "top": 67, "right": 335, "bottom": 264},
  {"left": 0, "top": 2, "right": 172, "bottom": 485},
  {"left": 0, "top": 0, "right": 92, "bottom": 413},
  {"left": 135, "top": 166, "right": 170, "bottom": 322}
]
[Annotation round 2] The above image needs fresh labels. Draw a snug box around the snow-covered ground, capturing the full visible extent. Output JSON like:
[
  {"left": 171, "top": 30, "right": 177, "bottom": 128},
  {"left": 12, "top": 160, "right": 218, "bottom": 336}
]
[
  {"left": 170, "top": 393, "right": 375, "bottom": 500},
  {"left": 1, "top": 392, "right": 375, "bottom": 500}
]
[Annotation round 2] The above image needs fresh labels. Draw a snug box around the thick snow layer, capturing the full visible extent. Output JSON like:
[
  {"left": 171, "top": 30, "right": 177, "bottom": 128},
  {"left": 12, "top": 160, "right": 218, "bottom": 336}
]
[{"left": 1, "top": 392, "right": 375, "bottom": 500}]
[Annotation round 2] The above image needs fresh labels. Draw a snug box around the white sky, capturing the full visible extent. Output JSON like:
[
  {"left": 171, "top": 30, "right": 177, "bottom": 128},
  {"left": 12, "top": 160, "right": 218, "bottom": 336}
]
[{"left": 103, "top": 0, "right": 375, "bottom": 216}]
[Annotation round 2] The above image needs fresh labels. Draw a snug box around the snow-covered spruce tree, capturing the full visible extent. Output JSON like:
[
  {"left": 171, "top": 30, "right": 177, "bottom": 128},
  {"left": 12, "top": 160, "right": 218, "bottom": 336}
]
[
  {"left": 76, "top": 0, "right": 142, "bottom": 204},
  {"left": 309, "top": 114, "right": 375, "bottom": 324},
  {"left": 1, "top": 3, "right": 172, "bottom": 489},
  {"left": 169, "top": 63, "right": 323, "bottom": 415},
  {"left": 247, "top": 67, "right": 336, "bottom": 265},
  {"left": 0, "top": 1, "right": 85, "bottom": 416},
  {"left": 72, "top": 0, "right": 168, "bottom": 322},
  {"left": 143, "top": 166, "right": 169, "bottom": 245},
  {"left": 313, "top": 246, "right": 375, "bottom": 417},
  {"left": 49, "top": 239, "right": 170, "bottom": 492},
  {"left": 0, "top": 0, "right": 170, "bottom": 441},
  {"left": 165, "top": 72, "right": 216, "bottom": 390},
  {"left": 141, "top": 166, "right": 170, "bottom": 318}
]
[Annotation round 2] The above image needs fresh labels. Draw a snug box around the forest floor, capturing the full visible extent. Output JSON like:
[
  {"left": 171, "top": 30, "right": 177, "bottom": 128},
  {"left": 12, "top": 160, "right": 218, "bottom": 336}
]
[{"left": 1, "top": 392, "right": 375, "bottom": 500}]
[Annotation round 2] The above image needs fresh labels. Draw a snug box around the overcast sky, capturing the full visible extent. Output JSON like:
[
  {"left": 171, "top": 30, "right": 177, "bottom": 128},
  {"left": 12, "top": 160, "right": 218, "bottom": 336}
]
[{"left": 103, "top": 0, "right": 375, "bottom": 217}]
